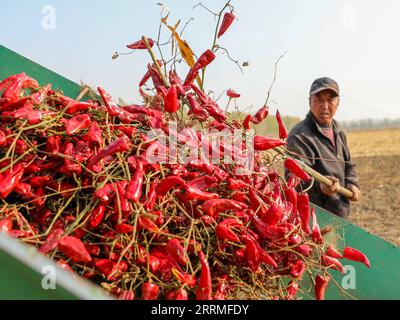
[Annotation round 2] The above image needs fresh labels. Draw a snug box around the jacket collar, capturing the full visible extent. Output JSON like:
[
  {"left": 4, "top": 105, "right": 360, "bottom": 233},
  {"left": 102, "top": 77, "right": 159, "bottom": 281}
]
[{"left": 305, "top": 111, "right": 343, "bottom": 135}]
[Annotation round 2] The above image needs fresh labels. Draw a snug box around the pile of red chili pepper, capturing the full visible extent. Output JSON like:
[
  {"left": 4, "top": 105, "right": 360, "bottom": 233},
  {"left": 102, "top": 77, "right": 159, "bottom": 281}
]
[{"left": 0, "top": 9, "right": 370, "bottom": 301}]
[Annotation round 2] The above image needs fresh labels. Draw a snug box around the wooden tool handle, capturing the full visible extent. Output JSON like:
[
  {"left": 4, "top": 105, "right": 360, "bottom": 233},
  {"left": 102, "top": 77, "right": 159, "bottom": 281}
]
[{"left": 301, "top": 164, "right": 354, "bottom": 199}]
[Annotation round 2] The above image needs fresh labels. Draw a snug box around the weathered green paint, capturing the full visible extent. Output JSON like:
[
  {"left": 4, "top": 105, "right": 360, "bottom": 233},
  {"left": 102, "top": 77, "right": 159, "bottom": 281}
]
[
  {"left": 0, "top": 233, "right": 112, "bottom": 300},
  {"left": 0, "top": 241, "right": 78, "bottom": 300},
  {"left": 304, "top": 205, "right": 400, "bottom": 300},
  {"left": 0, "top": 45, "right": 82, "bottom": 98},
  {"left": 1, "top": 44, "right": 399, "bottom": 300}
]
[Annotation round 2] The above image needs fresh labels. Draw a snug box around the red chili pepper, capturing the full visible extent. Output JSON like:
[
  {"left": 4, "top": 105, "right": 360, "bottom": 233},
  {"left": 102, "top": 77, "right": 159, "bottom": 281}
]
[
  {"left": 189, "top": 85, "right": 227, "bottom": 123},
  {"left": 200, "top": 215, "right": 216, "bottom": 226},
  {"left": 167, "top": 287, "right": 188, "bottom": 300},
  {"left": 168, "top": 70, "right": 185, "bottom": 95},
  {"left": 276, "top": 110, "right": 288, "bottom": 140},
  {"left": 297, "top": 192, "right": 311, "bottom": 235},
  {"left": 33, "top": 187, "right": 46, "bottom": 208},
  {"left": 57, "top": 259, "right": 74, "bottom": 273},
  {"left": 39, "top": 227, "right": 64, "bottom": 254},
  {"left": 98, "top": 87, "right": 139, "bottom": 123},
  {"left": 186, "top": 93, "right": 209, "bottom": 121},
  {"left": 85, "top": 121, "right": 103, "bottom": 145},
  {"left": 126, "top": 161, "right": 143, "bottom": 202},
  {"left": 141, "top": 282, "right": 160, "bottom": 300},
  {"left": 195, "top": 49, "right": 217, "bottom": 70},
  {"left": 147, "top": 255, "right": 161, "bottom": 273},
  {"left": 284, "top": 158, "right": 311, "bottom": 181},
  {"left": 127, "top": 38, "right": 155, "bottom": 50},
  {"left": 315, "top": 274, "right": 330, "bottom": 300},
  {"left": 166, "top": 238, "right": 188, "bottom": 266},
  {"left": 179, "top": 186, "right": 219, "bottom": 203},
  {"left": 187, "top": 175, "right": 217, "bottom": 190},
  {"left": 227, "top": 178, "right": 247, "bottom": 190},
  {"left": 134, "top": 245, "right": 148, "bottom": 265},
  {"left": 325, "top": 246, "right": 343, "bottom": 259},
  {"left": 184, "top": 50, "right": 216, "bottom": 87},
  {"left": 203, "top": 102, "right": 227, "bottom": 123},
  {"left": 95, "top": 259, "right": 127, "bottom": 281},
  {"left": 251, "top": 214, "right": 287, "bottom": 240},
  {"left": 13, "top": 139, "right": 28, "bottom": 155},
  {"left": 116, "top": 125, "right": 137, "bottom": 138},
  {"left": 254, "top": 136, "right": 286, "bottom": 151},
  {"left": 196, "top": 251, "right": 212, "bottom": 300},
  {"left": 226, "top": 89, "right": 240, "bottom": 98},
  {"left": 290, "top": 260, "right": 306, "bottom": 279},
  {"left": 88, "top": 205, "right": 106, "bottom": 229},
  {"left": 72, "top": 228, "right": 86, "bottom": 239},
  {"left": 1, "top": 73, "right": 25, "bottom": 104},
  {"left": 0, "top": 217, "right": 13, "bottom": 233},
  {"left": 138, "top": 216, "right": 160, "bottom": 233},
  {"left": 216, "top": 223, "right": 240, "bottom": 243},
  {"left": 14, "top": 182, "right": 35, "bottom": 199},
  {"left": 190, "top": 83, "right": 212, "bottom": 105},
  {"left": 0, "top": 74, "right": 18, "bottom": 93},
  {"left": 0, "top": 130, "right": 6, "bottom": 147},
  {"left": 286, "top": 281, "right": 299, "bottom": 300},
  {"left": 321, "top": 254, "right": 344, "bottom": 273},
  {"left": 294, "top": 244, "right": 313, "bottom": 256},
  {"left": 217, "top": 12, "right": 235, "bottom": 38},
  {"left": 163, "top": 84, "right": 180, "bottom": 113},
  {"left": 85, "top": 244, "right": 101, "bottom": 257},
  {"left": 45, "top": 135, "right": 61, "bottom": 154},
  {"left": 62, "top": 143, "right": 82, "bottom": 176},
  {"left": 58, "top": 236, "right": 92, "bottom": 263},
  {"left": 242, "top": 235, "right": 260, "bottom": 272},
  {"left": 311, "top": 207, "right": 323, "bottom": 244},
  {"left": 144, "top": 180, "right": 158, "bottom": 211},
  {"left": 243, "top": 114, "right": 252, "bottom": 130},
  {"left": 235, "top": 248, "right": 246, "bottom": 262},
  {"left": 115, "top": 223, "right": 134, "bottom": 234},
  {"left": 62, "top": 101, "right": 92, "bottom": 115},
  {"left": 29, "top": 85, "right": 49, "bottom": 105},
  {"left": 87, "top": 136, "right": 131, "bottom": 168},
  {"left": 64, "top": 114, "right": 91, "bottom": 136},
  {"left": 172, "top": 268, "right": 197, "bottom": 288},
  {"left": 343, "top": 247, "right": 370, "bottom": 268},
  {"left": 94, "top": 183, "right": 117, "bottom": 204},
  {"left": 0, "top": 165, "right": 25, "bottom": 199},
  {"left": 214, "top": 274, "right": 229, "bottom": 300},
  {"left": 251, "top": 106, "right": 269, "bottom": 124},
  {"left": 259, "top": 203, "right": 283, "bottom": 225},
  {"left": 74, "top": 140, "right": 93, "bottom": 162},
  {"left": 251, "top": 237, "right": 278, "bottom": 268},
  {"left": 201, "top": 199, "right": 243, "bottom": 218},
  {"left": 138, "top": 68, "right": 152, "bottom": 88},
  {"left": 118, "top": 290, "right": 135, "bottom": 300},
  {"left": 94, "top": 259, "right": 116, "bottom": 277},
  {"left": 22, "top": 75, "right": 39, "bottom": 89},
  {"left": 156, "top": 176, "right": 187, "bottom": 196},
  {"left": 284, "top": 186, "right": 297, "bottom": 217}
]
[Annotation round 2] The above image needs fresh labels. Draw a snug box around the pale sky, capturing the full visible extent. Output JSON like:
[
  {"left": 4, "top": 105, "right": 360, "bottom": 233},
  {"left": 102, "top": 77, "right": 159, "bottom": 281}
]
[{"left": 1, "top": 0, "right": 399, "bottom": 121}]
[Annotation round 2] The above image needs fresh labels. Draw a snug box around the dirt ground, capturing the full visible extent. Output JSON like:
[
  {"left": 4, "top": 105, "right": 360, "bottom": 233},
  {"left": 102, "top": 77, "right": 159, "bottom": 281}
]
[{"left": 347, "top": 129, "right": 400, "bottom": 247}]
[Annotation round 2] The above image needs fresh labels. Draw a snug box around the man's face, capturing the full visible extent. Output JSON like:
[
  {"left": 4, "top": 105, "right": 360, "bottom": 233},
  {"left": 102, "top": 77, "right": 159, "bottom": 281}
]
[{"left": 309, "top": 90, "right": 340, "bottom": 126}]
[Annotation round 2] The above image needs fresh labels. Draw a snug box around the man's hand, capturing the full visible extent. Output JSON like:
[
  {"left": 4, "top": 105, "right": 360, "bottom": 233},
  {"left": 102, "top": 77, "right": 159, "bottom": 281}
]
[
  {"left": 320, "top": 176, "right": 340, "bottom": 196},
  {"left": 347, "top": 184, "right": 361, "bottom": 202}
]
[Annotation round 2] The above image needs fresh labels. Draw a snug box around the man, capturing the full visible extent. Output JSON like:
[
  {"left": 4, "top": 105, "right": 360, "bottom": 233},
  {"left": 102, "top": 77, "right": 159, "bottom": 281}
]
[{"left": 286, "top": 77, "right": 361, "bottom": 218}]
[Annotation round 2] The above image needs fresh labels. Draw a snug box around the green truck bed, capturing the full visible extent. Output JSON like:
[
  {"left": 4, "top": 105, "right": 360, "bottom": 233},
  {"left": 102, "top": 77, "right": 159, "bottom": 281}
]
[{"left": 1, "top": 45, "right": 399, "bottom": 300}]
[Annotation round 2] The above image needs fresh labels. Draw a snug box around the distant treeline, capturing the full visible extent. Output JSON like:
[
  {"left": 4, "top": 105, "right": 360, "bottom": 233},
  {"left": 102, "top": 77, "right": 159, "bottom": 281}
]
[{"left": 340, "top": 118, "right": 400, "bottom": 130}]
